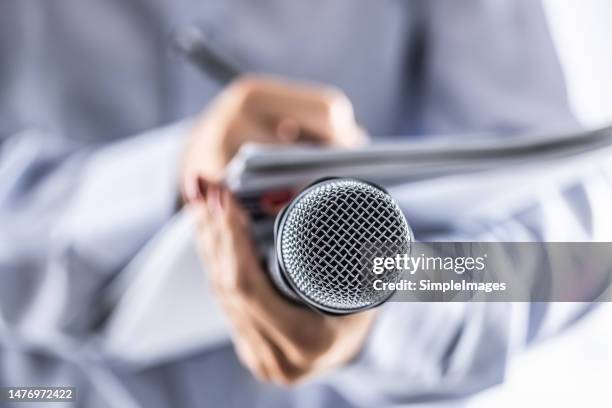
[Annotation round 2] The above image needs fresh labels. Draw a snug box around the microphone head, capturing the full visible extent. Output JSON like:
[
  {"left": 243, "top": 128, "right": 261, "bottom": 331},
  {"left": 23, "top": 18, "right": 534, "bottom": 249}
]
[{"left": 275, "top": 178, "right": 412, "bottom": 314}]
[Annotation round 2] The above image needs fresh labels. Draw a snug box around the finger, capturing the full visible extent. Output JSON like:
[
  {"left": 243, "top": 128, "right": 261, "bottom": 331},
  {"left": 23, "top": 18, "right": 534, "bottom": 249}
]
[
  {"left": 275, "top": 117, "right": 300, "bottom": 143},
  {"left": 223, "top": 298, "right": 295, "bottom": 384},
  {"left": 188, "top": 181, "right": 275, "bottom": 382},
  {"left": 259, "top": 330, "right": 311, "bottom": 385},
  {"left": 215, "top": 188, "right": 335, "bottom": 367},
  {"left": 227, "top": 309, "right": 273, "bottom": 382},
  {"left": 235, "top": 76, "right": 363, "bottom": 147},
  {"left": 232, "top": 110, "right": 320, "bottom": 148},
  {"left": 329, "top": 123, "right": 368, "bottom": 148},
  {"left": 187, "top": 179, "right": 309, "bottom": 382},
  {"left": 211, "top": 256, "right": 304, "bottom": 385},
  {"left": 235, "top": 76, "right": 336, "bottom": 118},
  {"left": 192, "top": 180, "right": 348, "bottom": 378},
  {"left": 222, "top": 113, "right": 293, "bottom": 157},
  {"left": 205, "top": 244, "right": 288, "bottom": 383},
  {"left": 188, "top": 178, "right": 232, "bottom": 273}
]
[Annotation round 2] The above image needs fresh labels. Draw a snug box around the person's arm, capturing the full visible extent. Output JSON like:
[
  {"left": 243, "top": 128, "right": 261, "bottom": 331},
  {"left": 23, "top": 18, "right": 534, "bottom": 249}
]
[{"left": 0, "top": 122, "right": 188, "bottom": 339}]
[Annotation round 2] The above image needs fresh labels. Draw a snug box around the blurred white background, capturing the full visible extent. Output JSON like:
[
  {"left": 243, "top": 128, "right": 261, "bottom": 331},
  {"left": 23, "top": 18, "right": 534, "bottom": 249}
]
[
  {"left": 544, "top": 0, "right": 612, "bottom": 128},
  {"left": 471, "top": 304, "right": 611, "bottom": 407}
]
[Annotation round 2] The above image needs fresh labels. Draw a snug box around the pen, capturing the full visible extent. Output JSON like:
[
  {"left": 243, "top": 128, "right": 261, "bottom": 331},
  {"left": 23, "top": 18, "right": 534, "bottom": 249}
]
[
  {"left": 172, "top": 26, "right": 295, "bottom": 218},
  {"left": 171, "top": 24, "right": 243, "bottom": 85}
]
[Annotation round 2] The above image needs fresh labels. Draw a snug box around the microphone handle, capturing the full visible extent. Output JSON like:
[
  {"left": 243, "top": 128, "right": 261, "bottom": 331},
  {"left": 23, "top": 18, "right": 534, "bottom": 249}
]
[{"left": 266, "top": 246, "right": 302, "bottom": 302}]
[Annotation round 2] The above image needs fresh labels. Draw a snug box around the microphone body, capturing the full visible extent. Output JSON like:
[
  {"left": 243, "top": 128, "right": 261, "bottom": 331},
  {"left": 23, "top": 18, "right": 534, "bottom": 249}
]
[{"left": 271, "top": 178, "right": 413, "bottom": 315}]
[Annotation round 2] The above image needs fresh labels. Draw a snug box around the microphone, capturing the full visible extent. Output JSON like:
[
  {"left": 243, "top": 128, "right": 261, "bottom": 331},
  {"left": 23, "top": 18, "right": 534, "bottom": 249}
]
[{"left": 270, "top": 178, "right": 413, "bottom": 315}]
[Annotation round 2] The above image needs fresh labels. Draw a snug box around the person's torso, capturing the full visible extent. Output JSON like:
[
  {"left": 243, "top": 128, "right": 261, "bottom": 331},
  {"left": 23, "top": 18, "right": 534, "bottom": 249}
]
[{"left": 0, "top": 0, "right": 420, "bottom": 144}]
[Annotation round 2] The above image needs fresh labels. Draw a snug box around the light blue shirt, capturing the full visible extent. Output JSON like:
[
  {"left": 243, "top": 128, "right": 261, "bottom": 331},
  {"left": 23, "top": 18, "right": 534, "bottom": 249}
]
[{"left": 0, "top": 1, "right": 607, "bottom": 407}]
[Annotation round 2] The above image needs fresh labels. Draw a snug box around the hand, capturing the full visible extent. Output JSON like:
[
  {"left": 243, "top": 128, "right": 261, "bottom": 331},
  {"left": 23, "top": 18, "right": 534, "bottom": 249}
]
[
  {"left": 181, "top": 75, "right": 366, "bottom": 198},
  {"left": 188, "top": 181, "right": 376, "bottom": 385}
]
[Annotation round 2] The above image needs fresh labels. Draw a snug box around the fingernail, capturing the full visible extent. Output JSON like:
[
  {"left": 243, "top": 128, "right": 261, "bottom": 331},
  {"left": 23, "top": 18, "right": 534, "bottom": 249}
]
[
  {"left": 197, "top": 176, "right": 208, "bottom": 200},
  {"left": 185, "top": 175, "right": 207, "bottom": 203}
]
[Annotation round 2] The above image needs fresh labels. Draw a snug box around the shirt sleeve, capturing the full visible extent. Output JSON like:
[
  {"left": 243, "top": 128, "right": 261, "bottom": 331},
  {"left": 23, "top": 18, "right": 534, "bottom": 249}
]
[{"left": 0, "top": 120, "right": 191, "bottom": 341}]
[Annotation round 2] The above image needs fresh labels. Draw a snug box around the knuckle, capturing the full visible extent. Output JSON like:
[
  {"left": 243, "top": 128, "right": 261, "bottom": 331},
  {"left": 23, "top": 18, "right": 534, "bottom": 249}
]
[
  {"left": 321, "top": 87, "right": 352, "bottom": 111},
  {"left": 318, "top": 89, "right": 356, "bottom": 136}
]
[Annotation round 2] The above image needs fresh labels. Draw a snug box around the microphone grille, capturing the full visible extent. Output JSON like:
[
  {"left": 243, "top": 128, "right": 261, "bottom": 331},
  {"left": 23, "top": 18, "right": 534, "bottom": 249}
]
[{"left": 278, "top": 179, "right": 412, "bottom": 313}]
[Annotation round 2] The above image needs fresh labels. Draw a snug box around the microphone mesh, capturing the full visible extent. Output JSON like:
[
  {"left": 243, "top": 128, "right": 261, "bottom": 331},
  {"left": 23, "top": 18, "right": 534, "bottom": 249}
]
[{"left": 279, "top": 179, "right": 411, "bottom": 313}]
